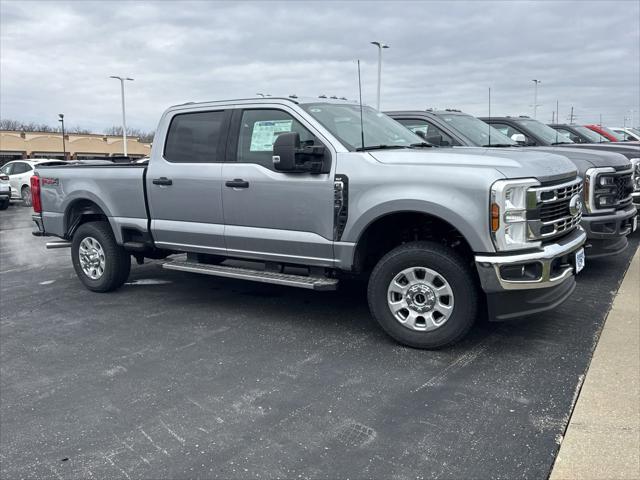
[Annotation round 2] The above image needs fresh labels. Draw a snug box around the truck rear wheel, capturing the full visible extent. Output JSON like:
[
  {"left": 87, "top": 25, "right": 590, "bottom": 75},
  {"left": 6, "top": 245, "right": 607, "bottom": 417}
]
[
  {"left": 71, "top": 221, "right": 131, "bottom": 292},
  {"left": 367, "top": 241, "right": 478, "bottom": 349}
]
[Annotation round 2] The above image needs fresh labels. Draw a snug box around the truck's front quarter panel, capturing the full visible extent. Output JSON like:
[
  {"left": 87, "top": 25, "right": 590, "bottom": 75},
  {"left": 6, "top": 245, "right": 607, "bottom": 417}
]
[{"left": 337, "top": 152, "right": 501, "bottom": 260}]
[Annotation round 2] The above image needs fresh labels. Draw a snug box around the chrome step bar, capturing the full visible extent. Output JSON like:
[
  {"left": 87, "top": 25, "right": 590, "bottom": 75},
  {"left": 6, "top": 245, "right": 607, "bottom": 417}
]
[
  {"left": 46, "top": 241, "right": 72, "bottom": 249},
  {"left": 162, "top": 260, "right": 338, "bottom": 291}
]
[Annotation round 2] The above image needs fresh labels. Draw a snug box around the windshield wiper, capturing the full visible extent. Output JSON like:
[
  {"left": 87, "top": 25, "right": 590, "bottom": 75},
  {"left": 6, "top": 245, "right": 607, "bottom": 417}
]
[
  {"left": 482, "top": 143, "right": 514, "bottom": 147},
  {"left": 551, "top": 141, "right": 573, "bottom": 145},
  {"left": 356, "top": 145, "right": 408, "bottom": 151},
  {"left": 409, "top": 142, "right": 435, "bottom": 148}
]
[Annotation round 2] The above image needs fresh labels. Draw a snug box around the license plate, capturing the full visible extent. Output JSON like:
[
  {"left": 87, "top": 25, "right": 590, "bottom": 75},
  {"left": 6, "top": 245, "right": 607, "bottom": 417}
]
[
  {"left": 575, "top": 248, "right": 585, "bottom": 274},
  {"left": 633, "top": 215, "right": 638, "bottom": 233}
]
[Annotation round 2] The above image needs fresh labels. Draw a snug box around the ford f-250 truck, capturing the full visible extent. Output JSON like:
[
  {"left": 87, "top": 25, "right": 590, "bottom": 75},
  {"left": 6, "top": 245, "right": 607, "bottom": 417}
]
[
  {"left": 32, "top": 97, "right": 587, "bottom": 348},
  {"left": 387, "top": 110, "right": 637, "bottom": 257}
]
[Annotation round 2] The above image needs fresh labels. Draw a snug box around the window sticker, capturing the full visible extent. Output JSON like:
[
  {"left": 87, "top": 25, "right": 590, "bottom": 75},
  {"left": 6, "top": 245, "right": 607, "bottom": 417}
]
[{"left": 249, "top": 120, "right": 293, "bottom": 151}]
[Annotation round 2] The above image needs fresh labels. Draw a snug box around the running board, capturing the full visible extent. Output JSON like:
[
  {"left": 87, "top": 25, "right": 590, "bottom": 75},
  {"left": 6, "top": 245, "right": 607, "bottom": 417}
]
[
  {"left": 46, "top": 241, "right": 72, "bottom": 249},
  {"left": 162, "top": 260, "right": 338, "bottom": 291}
]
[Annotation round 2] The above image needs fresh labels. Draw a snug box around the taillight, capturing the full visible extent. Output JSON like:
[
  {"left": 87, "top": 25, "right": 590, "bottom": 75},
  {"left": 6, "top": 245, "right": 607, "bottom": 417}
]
[{"left": 30, "top": 175, "right": 42, "bottom": 213}]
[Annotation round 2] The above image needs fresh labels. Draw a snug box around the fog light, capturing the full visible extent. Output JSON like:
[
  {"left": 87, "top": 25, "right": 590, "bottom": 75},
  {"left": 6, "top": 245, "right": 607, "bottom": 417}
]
[{"left": 500, "top": 262, "right": 543, "bottom": 281}]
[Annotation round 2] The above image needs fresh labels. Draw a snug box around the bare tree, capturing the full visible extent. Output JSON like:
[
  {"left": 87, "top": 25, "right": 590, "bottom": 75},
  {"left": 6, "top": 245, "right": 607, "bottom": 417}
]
[
  {"left": 0, "top": 119, "right": 61, "bottom": 132},
  {"left": 104, "top": 125, "right": 154, "bottom": 143}
]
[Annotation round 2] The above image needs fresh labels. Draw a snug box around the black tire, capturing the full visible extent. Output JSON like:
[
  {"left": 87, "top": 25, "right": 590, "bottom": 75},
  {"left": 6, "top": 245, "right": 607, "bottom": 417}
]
[
  {"left": 367, "top": 241, "right": 479, "bottom": 349},
  {"left": 71, "top": 221, "right": 131, "bottom": 292},
  {"left": 21, "top": 186, "right": 32, "bottom": 207},
  {"left": 0, "top": 199, "right": 9, "bottom": 210}
]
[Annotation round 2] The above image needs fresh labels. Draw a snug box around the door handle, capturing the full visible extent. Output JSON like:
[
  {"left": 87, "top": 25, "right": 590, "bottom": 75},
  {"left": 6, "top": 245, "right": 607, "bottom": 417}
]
[
  {"left": 152, "top": 177, "right": 173, "bottom": 186},
  {"left": 225, "top": 179, "right": 249, "bottom": 188}
]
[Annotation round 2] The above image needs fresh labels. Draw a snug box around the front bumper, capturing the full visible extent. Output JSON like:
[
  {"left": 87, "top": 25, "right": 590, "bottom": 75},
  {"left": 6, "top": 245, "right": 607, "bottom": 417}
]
[
  {"left": 581, "top": 205, "right": 636, "bottom": 258},
  {"left": 475, "top": 227, "right": 586, "bottom": 321}
]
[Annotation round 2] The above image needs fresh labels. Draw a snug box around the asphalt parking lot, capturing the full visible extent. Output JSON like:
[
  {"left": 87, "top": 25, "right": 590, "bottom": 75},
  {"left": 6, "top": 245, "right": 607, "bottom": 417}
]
[{"left": 1, "top": 202, "right": 638, "bottom": 480}]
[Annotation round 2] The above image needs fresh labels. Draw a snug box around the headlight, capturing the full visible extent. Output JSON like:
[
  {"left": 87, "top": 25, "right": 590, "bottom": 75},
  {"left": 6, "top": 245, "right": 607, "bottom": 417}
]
[
  {"left": 584, "top": 167, "right": 617, "bottom": 213},
  {"left": 490, "top": 178, "right": 540, "bottom": 251},
  {"left": 631, "top": 158, "right": 640, "bottom": 192}
]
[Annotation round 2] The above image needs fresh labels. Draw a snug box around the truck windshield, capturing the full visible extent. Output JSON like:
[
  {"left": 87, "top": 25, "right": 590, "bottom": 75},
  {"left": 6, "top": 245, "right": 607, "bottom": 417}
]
[
  {"left": 516, "top": 119, "right": 575, "bottom": 145},
  {"left": 573, "top": 125, "right": 610, "bottom": 143},
  {"left": 300, "top": 103, "right": 423, "bottom": 151},
  {"left": 438, "top": 114, "right": 515, "bottom": 147}
]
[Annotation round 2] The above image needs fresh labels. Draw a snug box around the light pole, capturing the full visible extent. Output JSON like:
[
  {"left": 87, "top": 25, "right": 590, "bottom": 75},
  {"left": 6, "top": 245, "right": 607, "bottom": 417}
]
[
  {"left": 370, "top": 41, "right": 389, "bottom": 110},
  {"left": 531, "top": 79, "right": 541, "bottom": 119},
  {"left": 58, "top": 114, "right": 66, "bottom": 159},
  {"left": 110, "top": 76, "right": 134, "bottom": 156}
]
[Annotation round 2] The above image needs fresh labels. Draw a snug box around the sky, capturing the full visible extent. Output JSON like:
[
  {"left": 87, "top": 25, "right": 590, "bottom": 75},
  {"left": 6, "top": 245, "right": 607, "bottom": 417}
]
[{"left": 1, "top": 0, "right": 639, "bottom": 133}]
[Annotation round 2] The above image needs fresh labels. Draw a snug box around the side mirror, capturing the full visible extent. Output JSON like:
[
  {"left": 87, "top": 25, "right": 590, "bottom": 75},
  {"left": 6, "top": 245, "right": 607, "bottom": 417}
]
[
  {"left": 273, "top": 132, "right": 300, "bottom": 172},
  {"left": 273, "top": 131, "right": 329, "bottom": 173},
  {"left": 414, "top": 130, "right": 427, "bottom": 140},
  {"left": 511, "top": 133, "right": 527, "bottom": 145},
  {"left": 426, "top": 134, "right": 443, "bottom": 146}
]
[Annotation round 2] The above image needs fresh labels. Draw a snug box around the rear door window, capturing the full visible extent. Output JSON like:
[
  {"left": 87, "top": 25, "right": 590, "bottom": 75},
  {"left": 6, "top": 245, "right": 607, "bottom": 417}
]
[
  {"left": 164, "top": 111, "right": 226, "bottom": 163},
  {"left": 11, "top": 162, "right": 31, "bottom": 174}
]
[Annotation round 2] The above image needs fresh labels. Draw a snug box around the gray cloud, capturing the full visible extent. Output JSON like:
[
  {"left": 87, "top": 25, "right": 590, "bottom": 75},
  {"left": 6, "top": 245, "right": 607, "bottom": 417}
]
[{"left": 1, "top": 0, "right": 638, "bottom": 132}]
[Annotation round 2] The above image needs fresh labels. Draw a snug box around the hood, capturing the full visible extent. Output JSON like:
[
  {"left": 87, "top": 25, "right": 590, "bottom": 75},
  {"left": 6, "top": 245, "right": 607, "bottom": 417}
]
[
  {"left": 559, "top": 143, "right": 640, "bottom": 161},
  {"left": 532, "top": 146, "right": 632, "bottom": 172},
  {"left": 369, "top": 147, "right": 577, "bottom": 184}
]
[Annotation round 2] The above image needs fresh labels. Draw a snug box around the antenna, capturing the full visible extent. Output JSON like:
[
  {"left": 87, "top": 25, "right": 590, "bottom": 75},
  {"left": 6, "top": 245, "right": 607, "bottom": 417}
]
[
  {"left": 555, "top": 100, "right": 559, "bottom": 144},
  {"left": 357, "top": 60, "right": 365, "bottom": 150},
  {"left": 488, "top": 87, "right": 491, "bottom": 146}
]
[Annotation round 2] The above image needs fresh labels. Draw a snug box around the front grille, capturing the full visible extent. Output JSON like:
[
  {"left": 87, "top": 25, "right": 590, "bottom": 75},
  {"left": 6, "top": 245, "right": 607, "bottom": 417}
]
[
  {"left": 527, "top": 177, "right": 583, "bottom": 241},
  {"left": 614, "top": 173, "right": 633, "bottom": 203}
]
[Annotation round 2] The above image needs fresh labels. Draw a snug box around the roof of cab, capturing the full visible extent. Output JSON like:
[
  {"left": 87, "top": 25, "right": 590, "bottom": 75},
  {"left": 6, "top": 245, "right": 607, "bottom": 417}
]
[{"left": 169, "top": 96, "right": 360, "bottom": 110}]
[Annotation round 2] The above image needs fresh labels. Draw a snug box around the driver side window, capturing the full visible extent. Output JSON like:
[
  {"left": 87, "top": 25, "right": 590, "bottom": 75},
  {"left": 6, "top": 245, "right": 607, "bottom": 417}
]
[
  {"left": 491, "top": 123, "right": 529, "bottom": 143},
  {"left": 237, "top": 109, "right": 320, "bottom": 170},
  {"left": 555, "top": 128, "right": 581, "bottom": 143},
  {"left": 396, "top": 119, "right": 455, "bottom": 146}
]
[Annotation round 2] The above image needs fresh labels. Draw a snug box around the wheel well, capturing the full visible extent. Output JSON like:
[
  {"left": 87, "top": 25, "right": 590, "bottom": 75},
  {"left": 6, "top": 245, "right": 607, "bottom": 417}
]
[
  {"left": 64, "top": 199, "right": 109, "bottom": 239},
  {"left": 353, "top": 211, "right": 475, "bottom": 273}
]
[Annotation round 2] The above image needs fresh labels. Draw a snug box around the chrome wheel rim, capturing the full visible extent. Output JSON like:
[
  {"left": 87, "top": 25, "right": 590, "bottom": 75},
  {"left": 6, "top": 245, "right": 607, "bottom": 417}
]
[
  {"left": 79, "top": 236, "right": 106, "bottom": 280},
  {"left": 23, "top": 189, "right": 31, "bottom": 205},
  {"left": 387, "top": 266, "right": 454, "bottom": 331}
]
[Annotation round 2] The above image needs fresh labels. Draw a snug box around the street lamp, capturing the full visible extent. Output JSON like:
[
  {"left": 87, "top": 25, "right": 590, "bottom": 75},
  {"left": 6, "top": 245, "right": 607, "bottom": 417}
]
[
  {"left": 109, "top": 76, "right": 134, "bottom": 156},
  {"left": 370, "top": 41, "right": 389, "bottom": 110},
  {"left": 531, "top": 79, "right": 541, "bottom": 119},
  {"left": 58, "top": 114, "right": 66, "bottom": 160}
]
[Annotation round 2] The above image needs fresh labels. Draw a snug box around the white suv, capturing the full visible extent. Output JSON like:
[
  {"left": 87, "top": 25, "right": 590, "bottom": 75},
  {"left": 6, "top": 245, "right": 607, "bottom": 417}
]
[
  {"left": 609, "top": 127, "right": 640, "bottom": 142},
  {"left": 0, "top": 173, "right": 10, "bottom": 210},
  {"left": 0, "top": 159, "right": 66, "bottom": 206}
]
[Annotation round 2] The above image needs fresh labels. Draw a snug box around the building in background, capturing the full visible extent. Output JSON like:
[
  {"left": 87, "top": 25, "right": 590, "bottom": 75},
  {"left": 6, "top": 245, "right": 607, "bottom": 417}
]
[{"left": 0, "top": 131, "right": 151, "bottom": 164}]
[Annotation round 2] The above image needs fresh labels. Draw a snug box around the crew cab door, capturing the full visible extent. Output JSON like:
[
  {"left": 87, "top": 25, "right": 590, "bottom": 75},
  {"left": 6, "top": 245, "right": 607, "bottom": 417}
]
[
  {"left": 221, "top": 106, "right": 336, "bottom": 266},
  {"left": 146, "top": 109, "right": 230, "bottom": 254}
]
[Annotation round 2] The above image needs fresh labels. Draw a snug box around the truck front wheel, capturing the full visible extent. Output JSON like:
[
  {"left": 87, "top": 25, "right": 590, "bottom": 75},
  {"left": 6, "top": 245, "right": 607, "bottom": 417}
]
[
  {"left": 368, "top": 241, "right": 478, "bottom": 349},
  {"left": 71, "top": 221, "right": 131, "bottom": 292}
]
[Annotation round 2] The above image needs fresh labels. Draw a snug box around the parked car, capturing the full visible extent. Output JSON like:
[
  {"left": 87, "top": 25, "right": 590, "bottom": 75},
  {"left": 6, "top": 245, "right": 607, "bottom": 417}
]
[
  {"left": 584, "top": 124, "right": 622, "bottom": 142},
  {"left": 0, "top": 159, "right": 67, "bottom": 206},
  {"left": 481, "top": 116, "right": 640, "bottom": 215},
  {"left": 548, "top": 124, "right": 611, "bottom": 144},
  {"left": 0, "top": 174, "right": 10, "bottom": 210},
  {"left": 389, "top": 110, "right": 637, "bottom": 257},
  {"left": 32, "top": 97, "right": 586, "bottom": 349},
  {"left": 610, "top": 127, "right": 640, "bottom": 142}
]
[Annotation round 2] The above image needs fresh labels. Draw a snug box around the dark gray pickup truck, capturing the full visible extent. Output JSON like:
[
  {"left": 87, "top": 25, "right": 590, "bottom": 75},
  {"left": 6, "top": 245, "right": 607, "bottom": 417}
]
[{"left": 388, "top": 110, "right": 637, "bottom": 258}]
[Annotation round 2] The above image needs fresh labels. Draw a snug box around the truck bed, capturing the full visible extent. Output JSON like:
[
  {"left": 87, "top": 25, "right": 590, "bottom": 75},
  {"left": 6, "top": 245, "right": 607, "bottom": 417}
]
[{"left": 34, "top": 163, "right": 149, "bottom": 242}]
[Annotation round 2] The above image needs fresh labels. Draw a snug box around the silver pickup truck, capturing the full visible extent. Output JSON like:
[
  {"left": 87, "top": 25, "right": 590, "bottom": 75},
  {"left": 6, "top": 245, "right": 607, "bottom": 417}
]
[{"left": 32, "top": 97, "right": 587, "bottom": 348}]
